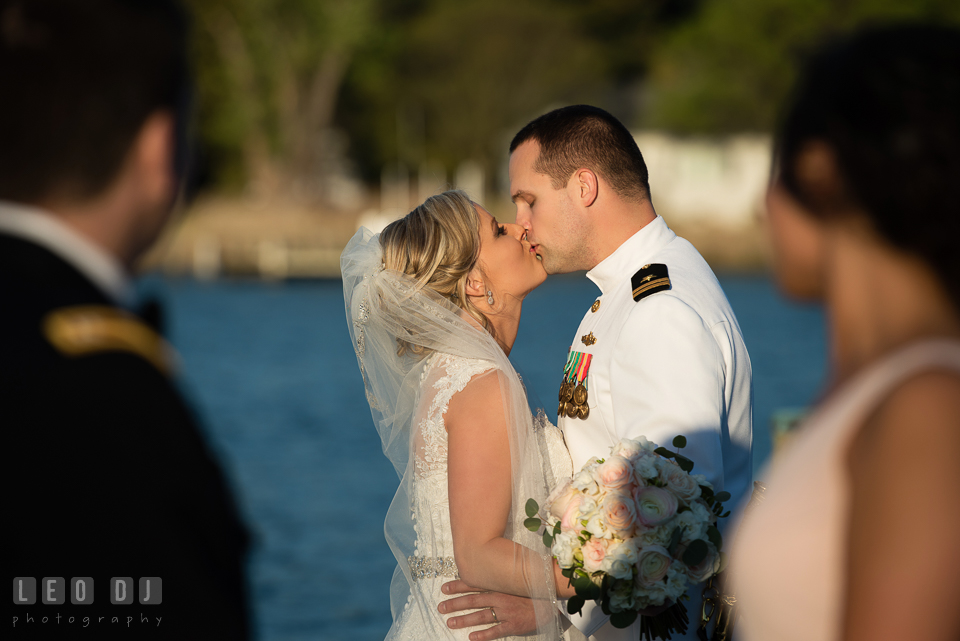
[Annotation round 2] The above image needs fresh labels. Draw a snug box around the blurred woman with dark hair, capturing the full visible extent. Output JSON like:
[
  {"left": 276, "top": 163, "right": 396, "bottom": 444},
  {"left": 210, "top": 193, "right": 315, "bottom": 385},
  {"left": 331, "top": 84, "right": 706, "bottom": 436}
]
[{"left": 730, "top": 24, "right": 960, "bottom": 641}]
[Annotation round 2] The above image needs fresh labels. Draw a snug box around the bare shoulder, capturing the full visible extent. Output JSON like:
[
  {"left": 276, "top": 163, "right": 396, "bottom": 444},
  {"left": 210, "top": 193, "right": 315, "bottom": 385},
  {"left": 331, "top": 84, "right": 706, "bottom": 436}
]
[
  {"left": 444, "top": 367, "right": 505, "bottom": 433},
  {"left": 844, "top": 371, "right": 960, "bottom": 640},
  {"left": 853, "top": 368, "right": 960, "bottom": 462}
]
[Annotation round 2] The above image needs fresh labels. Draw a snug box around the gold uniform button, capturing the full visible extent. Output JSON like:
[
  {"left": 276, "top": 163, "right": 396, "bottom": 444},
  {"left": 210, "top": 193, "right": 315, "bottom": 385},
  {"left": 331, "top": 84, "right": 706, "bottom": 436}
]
[{"left": 590, "top": 300, "right": 600, "bottom": 313}]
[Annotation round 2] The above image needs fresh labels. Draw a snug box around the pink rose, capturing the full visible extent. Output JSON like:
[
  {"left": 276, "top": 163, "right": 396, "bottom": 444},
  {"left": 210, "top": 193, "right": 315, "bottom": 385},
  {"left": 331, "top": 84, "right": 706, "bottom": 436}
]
[
  {"left": 582, "top": 538, "right": 609, "bottom": 573},
  {"left": 597, "top": 456, "right": 634, "bottom": 490},
  {"left": 601, "top": 491, "right": 638, "bottom": 536},
  {"left": 547, "top": 480, "right": 584, "bottom": 531},
  {"left": 635, "top": 545, "right": 672, "bottom": 586},
  {"left": 560, "top": 494, "right": 583, "bottom": 531},
  {"left": 548, "top": 480, "right": 577, "bottom": 519},
  {"left": 634, "top": 486, "right": 678, "bottom": 527}
]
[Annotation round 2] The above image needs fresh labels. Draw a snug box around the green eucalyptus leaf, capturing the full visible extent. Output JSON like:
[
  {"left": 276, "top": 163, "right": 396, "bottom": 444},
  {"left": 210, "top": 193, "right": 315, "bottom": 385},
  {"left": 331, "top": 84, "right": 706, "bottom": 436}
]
[
  {"left": 554, "top": 521, "right": 562, "bottom": 535},
  {"left": 567, "top": 595, "right": 585, "bottom": 616},
  {"left": 714, "top": 491, "right": 731, "bottom": 503},
  {"left": 682, "top": 539, "right": 709, "bottom": 567},
  {"left": 707, "top": 525, "right": 723, "bottom": 551},
  {"left": 720, "top": 510, "right": 731, "bottom": 518},
  {"left": 610, "top": 609, "right": 638, "bottom": 628},
  {"left": 526, "top": 499, "right": 540, "bottom": 517},
  {"left": 524, "top": 517, "right": 541, "bottom": 532},
  {"left": 672, "top": 435, "right": 687, "bottom": 449},
  {"left": 561, "top": 567, "right": 574, "bottom": 579},
  {"left": 543, "top": 531, "right": 554, "bottom": 547},
  {"left": 674, "top": 454, "right": 694, "bottom": 473},
  {"left": 667, "top": 525, "right": 685, "bottom": 556},
  {"left": 654, "top": 447, "right": 675, "bottom": 459},
  {"left": 700, "top": 485, "right": 715, "bottom": 501}
]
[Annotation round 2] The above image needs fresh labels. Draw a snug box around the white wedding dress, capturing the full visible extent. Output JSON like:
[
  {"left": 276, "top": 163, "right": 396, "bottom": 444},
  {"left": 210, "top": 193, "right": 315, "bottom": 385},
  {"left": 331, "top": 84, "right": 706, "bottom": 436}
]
[{"left": 389, "top": 352, "right": 574, "bottom": 640}]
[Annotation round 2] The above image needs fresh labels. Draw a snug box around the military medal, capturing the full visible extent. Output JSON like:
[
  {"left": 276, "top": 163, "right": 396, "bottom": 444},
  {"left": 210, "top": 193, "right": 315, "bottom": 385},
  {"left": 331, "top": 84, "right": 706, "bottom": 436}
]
[{"left": 557, "top": 350, "right": 593, "bottom": 420}]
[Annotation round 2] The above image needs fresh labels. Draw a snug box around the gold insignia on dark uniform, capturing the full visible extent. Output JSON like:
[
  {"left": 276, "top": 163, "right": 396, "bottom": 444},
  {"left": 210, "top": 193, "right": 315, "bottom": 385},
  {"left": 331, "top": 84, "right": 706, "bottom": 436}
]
[
  {"left": 43, "top": 306, "right": 174, "bottom": 375},
  {"left": 581, "top": 332, "right": 596, "bottom": 346},
  {"left": 631, "top": 264, "right": 671, "bottom": 301},
  {"left": 590, "top": 300, "right": 600, "bottom": 313}
]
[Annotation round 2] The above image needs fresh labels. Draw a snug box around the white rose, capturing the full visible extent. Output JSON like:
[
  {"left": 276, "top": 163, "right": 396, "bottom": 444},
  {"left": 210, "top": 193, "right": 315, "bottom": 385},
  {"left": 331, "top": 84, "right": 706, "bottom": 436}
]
[
  {"left": 608, "top": 579, "right": 636, "bottom": 612},
  {"left": 635, "top": 545, "right": 672, "bottom": 586},
  {"left": 634, "top": 486, "right": 679, "bottom": 527},
  {"left": 583, "top": 512, "right": 612, "bottom": 540},
  {"left": 578, "top": 495, "right": 600, "bottom": 521},
  {"left": 665, "top": 565, "right": 690, "bottom": 599},
  {"left": 611, "top": 436, "right": 655, "bottom": 460},
  {"left": 572, "top": 469, "right": 601, "bottom": 498},
  {"left": 674, "top": 509, "right": 707, "bottom": 542},
  {"left": 601, "top": 540, "right": 639, "bottom": 580},
  {"left": 692, "top": 473, "right": 711, "bottom": 490},
  {"left": 689, "top": 499, "right": 715, "bottom": 526},
  {"left": 552, "top": 531, "right": 579, "bottom": 568},
  {"left": 659, "top": 462, "right": 702, "bottom": 503},
  {"left": 632, "top": 455, "right": 660, "bottom": 482},
  {"left": 638, "top": 523, "right": 673, "bottom": 547}
]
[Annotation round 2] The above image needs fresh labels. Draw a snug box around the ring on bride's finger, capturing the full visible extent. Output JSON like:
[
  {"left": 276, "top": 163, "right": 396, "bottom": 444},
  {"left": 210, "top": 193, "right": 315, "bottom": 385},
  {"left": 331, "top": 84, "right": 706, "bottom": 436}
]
[{"left": 490, "top": 608, "right": 499, "bottom": 623}]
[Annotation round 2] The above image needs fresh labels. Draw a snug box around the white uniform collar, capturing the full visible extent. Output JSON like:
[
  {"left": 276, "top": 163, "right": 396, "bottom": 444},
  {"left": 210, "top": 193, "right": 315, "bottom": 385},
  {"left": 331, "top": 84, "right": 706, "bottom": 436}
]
[
  {"left": 586, "top": 215, "right": 676, "bottom": 295},
  {"left": 0, "top": 200, "right": 133, "bottom": 305}
]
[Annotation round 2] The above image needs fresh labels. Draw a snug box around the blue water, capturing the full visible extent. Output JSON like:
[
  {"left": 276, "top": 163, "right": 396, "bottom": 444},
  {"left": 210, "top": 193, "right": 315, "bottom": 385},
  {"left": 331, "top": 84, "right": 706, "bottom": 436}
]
[{"left": 140, "top": 273, "right": 827, "bottom": 641}]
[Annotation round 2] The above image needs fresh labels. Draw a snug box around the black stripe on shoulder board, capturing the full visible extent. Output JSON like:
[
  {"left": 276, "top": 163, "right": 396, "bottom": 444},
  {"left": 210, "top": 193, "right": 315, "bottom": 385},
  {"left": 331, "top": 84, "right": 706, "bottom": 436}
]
[{"left": 631, "top": 264, "right": 671, "bottom": 302}]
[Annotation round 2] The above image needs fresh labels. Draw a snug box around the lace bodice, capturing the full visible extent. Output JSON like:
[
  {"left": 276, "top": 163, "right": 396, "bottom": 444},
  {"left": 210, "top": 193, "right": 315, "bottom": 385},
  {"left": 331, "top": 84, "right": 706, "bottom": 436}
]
[
  {"left": 409, "top": 353, "right": 574, "bottom": 559},
  {"left": 390, "top": 353, "right": 572, "bottom": 641}
]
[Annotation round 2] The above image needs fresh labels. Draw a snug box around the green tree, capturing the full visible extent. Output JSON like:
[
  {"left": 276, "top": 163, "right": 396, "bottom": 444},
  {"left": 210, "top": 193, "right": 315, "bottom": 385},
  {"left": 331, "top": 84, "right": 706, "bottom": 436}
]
[
  {"left": 646, "top": 0, "right": 960, "bottom": 134},
  {"left": 187, "top": 0, "right": 375, "bottom": 197}
]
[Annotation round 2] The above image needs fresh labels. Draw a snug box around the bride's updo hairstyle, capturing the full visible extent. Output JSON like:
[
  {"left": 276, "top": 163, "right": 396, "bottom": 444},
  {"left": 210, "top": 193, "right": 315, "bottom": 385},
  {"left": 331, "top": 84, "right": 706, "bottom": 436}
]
[
  {"left": 380, "top": 190, "right": 492, "bottom": 354},
  {"left": 776, "top": 24, "right": 960, "bottom": 307}
]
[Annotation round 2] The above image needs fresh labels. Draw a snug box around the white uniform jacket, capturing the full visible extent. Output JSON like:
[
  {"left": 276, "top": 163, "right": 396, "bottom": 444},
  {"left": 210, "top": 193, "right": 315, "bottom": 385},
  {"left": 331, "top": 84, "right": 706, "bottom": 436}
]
[{"left": 559, "top": 216, "right": 753, "bottom": 641}]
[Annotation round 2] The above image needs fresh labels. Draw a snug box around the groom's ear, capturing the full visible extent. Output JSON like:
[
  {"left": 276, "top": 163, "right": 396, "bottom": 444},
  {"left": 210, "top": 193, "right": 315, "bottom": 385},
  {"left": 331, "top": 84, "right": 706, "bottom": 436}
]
[{"left": 572, "top": 168, "right": 599, "bottom": 208}]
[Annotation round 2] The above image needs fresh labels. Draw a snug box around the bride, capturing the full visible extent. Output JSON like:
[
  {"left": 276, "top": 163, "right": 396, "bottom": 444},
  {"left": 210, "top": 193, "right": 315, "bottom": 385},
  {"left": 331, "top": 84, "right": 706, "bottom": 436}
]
[{"left": 342, "top": 190, "right": 574, "bottom": 640}]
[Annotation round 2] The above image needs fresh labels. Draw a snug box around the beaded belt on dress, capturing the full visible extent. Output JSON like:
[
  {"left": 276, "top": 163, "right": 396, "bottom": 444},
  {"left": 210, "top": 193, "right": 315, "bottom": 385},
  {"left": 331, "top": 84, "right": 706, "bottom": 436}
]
[{"left": 408, "top": 556, "right": 459, "bottom": 580}]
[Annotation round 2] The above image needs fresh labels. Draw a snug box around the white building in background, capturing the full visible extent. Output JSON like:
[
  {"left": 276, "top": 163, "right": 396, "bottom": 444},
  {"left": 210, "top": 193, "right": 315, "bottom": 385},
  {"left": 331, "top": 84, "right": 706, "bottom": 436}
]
[
  {"left": 454, "top": 160, "right": 485, "bottom": 202},
  {"left": 634, "top": 132, "right": 771, "bottom": 227}
]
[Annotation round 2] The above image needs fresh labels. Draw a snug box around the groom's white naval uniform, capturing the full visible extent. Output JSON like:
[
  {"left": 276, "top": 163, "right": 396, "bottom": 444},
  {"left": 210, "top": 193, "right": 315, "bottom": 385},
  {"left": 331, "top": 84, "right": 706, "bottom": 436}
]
[{"left": 558, "top": 215, "right": 753, "bottom": 641}]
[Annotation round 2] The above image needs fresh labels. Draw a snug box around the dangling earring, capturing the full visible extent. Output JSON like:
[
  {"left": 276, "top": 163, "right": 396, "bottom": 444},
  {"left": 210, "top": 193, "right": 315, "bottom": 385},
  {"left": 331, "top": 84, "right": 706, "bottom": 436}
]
[{"left": 486, "top": 289, "right": 494, "bottom": 305}]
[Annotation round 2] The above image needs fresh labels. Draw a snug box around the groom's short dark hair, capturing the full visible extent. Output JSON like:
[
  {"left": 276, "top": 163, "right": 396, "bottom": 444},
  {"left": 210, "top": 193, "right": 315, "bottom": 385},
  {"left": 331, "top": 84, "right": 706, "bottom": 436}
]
[
  {"left": 510, "top": 105, "right": 651, "bottom": 203},
  {"left": 0, "top": 0, "right": 188, "bottom": 203}
]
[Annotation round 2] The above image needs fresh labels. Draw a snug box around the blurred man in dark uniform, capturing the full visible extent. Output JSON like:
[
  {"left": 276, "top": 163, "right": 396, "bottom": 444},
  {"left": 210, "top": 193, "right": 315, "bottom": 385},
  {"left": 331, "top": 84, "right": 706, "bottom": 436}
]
[{"left": 1, "top": 1, "right": 250, "bottom": 638}]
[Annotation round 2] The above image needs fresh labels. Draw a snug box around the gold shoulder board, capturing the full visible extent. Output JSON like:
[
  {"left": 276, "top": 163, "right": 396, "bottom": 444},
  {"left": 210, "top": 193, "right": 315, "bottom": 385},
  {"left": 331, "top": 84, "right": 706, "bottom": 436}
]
[
  {"left": 631, "top": 263, "right": 671, "bottom": 301},
  {"left": 43, "top": 306, "right": 174, "bottom": 376}
]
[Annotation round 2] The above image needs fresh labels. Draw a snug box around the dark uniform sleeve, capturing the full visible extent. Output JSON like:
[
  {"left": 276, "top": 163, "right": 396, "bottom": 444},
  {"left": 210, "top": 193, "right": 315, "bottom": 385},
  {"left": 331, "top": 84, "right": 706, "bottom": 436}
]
[{"left": 6, "top": 348, "right": 251, "bottom": 639}]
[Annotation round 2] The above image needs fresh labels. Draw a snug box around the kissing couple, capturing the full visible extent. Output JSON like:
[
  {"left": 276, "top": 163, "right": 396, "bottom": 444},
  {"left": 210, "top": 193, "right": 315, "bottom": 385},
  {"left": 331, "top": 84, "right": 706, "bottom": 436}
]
[{"left": 342, "top": 105, "right": 754, "bottom": 641}]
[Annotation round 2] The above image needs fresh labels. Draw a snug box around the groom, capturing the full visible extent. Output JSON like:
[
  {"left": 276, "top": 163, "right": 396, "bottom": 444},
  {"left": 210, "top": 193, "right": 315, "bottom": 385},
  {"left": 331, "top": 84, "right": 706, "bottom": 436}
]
[{"left": 439, "top": 105, "right": 753, "bottom": 640}]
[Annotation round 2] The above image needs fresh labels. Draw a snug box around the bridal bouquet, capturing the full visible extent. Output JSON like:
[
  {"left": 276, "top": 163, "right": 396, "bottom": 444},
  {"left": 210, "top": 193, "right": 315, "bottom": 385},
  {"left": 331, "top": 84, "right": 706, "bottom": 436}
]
[{"left": 525, "top": 435, "right": 730, "bottom": 641}]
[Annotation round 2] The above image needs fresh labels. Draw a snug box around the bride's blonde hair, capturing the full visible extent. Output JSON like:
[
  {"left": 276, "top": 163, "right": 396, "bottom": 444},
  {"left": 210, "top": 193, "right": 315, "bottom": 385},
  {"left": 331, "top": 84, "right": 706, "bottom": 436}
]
[{"left": 380, "top": 190, "right": 492, "bottom": 354}]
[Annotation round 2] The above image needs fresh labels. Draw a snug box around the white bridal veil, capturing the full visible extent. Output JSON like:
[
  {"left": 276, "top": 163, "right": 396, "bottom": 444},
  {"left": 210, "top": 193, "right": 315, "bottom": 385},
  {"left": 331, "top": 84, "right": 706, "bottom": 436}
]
[{"left": 342, "top": 226, "right": 562, "bottom": 640}]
